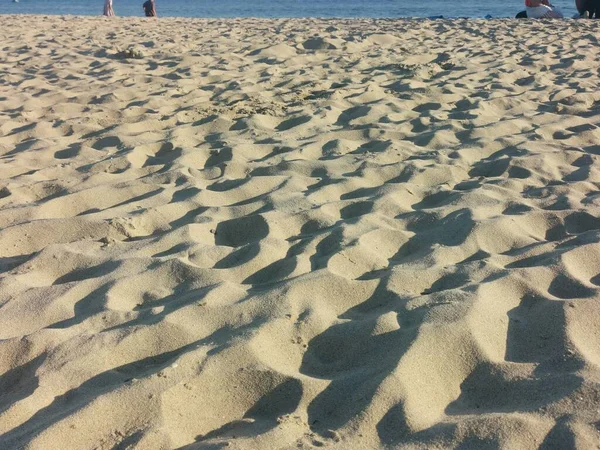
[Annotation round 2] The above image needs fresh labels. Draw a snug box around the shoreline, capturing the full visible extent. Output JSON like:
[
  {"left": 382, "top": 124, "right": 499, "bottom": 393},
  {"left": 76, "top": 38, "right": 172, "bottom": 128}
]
[
  {"left": 0, "top": 13, "right": 585, "bottom": 21},
  {"left": 0, "top": 13, "right": 527, "bottom": 18}
]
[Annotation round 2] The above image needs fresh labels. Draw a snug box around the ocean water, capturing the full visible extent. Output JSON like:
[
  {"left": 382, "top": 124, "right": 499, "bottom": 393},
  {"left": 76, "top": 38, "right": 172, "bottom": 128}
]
[{"left": 0, "top": 0, "right": 578, "bottom": 19}]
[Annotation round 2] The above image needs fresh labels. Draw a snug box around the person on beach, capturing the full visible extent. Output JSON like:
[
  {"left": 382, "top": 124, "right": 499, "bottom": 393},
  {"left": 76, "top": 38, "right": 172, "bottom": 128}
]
[
  {"left": 578, "top": 0, "right": 600, "bottom": 17},
  {"left": 525, "top": 0, "right": 563, "bottom": 18},
  {"left": 103, "top": 0, "right": 115, "bottom": 16},
  {"left": 143, "top": 0, "right": 157, "bottom": 17}
]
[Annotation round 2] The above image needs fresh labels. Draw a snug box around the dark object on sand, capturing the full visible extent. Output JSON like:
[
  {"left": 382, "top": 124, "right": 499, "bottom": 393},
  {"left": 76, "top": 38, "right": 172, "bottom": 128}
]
[{"left": 515, "top": 10, "right": 527, "bottom": 18}]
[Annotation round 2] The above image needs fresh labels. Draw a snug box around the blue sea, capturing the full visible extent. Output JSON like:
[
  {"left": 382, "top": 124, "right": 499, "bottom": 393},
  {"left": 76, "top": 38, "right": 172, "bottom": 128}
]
[{"left": 0, "top": 0, "right": 578, "bottom": 19}]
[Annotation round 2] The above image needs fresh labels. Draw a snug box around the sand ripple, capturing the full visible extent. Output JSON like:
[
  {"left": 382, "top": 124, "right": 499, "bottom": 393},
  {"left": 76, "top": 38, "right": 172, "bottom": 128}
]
[{"left": 1, "top": 16, "right": 600, "bottom": 449}]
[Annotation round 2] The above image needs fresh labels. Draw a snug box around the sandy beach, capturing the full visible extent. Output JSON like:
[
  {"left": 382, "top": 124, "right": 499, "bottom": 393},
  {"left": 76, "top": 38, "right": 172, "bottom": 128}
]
[{"left": 1, "top": 15, "right": 600, "bottom": 449}]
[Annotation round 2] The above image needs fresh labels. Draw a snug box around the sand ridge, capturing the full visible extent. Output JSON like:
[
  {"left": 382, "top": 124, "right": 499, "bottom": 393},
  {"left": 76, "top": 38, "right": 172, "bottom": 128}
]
[{"left": 1, "top": 15, "right": 600, "bottom": 449}]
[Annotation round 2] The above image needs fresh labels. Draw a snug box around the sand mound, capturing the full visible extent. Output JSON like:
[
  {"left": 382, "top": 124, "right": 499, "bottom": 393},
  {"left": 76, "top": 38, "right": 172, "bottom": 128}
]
[{"left": 302, "top": 36, "right": 338, "bottom": 50}]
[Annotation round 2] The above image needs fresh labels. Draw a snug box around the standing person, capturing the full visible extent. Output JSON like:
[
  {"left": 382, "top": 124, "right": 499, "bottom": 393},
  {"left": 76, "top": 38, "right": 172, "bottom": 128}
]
[
  {"left": 580, "top": 0, "right": 600, "bottom": 18},
  {"left": 103, "top": 0, "right": 115, "bottom": 16},
  {"left": 525, "top": 0, "right": 563, "bottom": 17},
  {"left": 143, "top": 0, "right": 157, "bottom": 17}
]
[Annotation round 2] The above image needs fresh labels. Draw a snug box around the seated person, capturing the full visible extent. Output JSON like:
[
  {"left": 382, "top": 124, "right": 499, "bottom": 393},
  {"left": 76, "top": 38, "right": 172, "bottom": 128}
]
[{"left": 525, "top": 0, "right": 563, "bottom": 17}]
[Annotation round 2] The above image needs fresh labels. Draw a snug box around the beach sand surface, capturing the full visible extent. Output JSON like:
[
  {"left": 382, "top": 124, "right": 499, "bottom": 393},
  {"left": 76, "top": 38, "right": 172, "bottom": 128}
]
[{"left": 1, "top": 15, "right": 600, "bottom": 449}]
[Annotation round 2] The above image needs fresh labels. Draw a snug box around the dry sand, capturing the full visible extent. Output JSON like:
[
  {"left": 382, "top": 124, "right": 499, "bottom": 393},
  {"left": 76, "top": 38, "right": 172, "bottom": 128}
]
[{"left": 1, "top": 14, "right": 600, "bottom": 449}]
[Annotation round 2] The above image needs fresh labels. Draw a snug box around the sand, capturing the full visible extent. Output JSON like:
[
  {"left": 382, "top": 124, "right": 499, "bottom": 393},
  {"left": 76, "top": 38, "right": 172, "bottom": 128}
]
[{"left": 1, "top": 14, "right": 600, "bottom": 449}]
